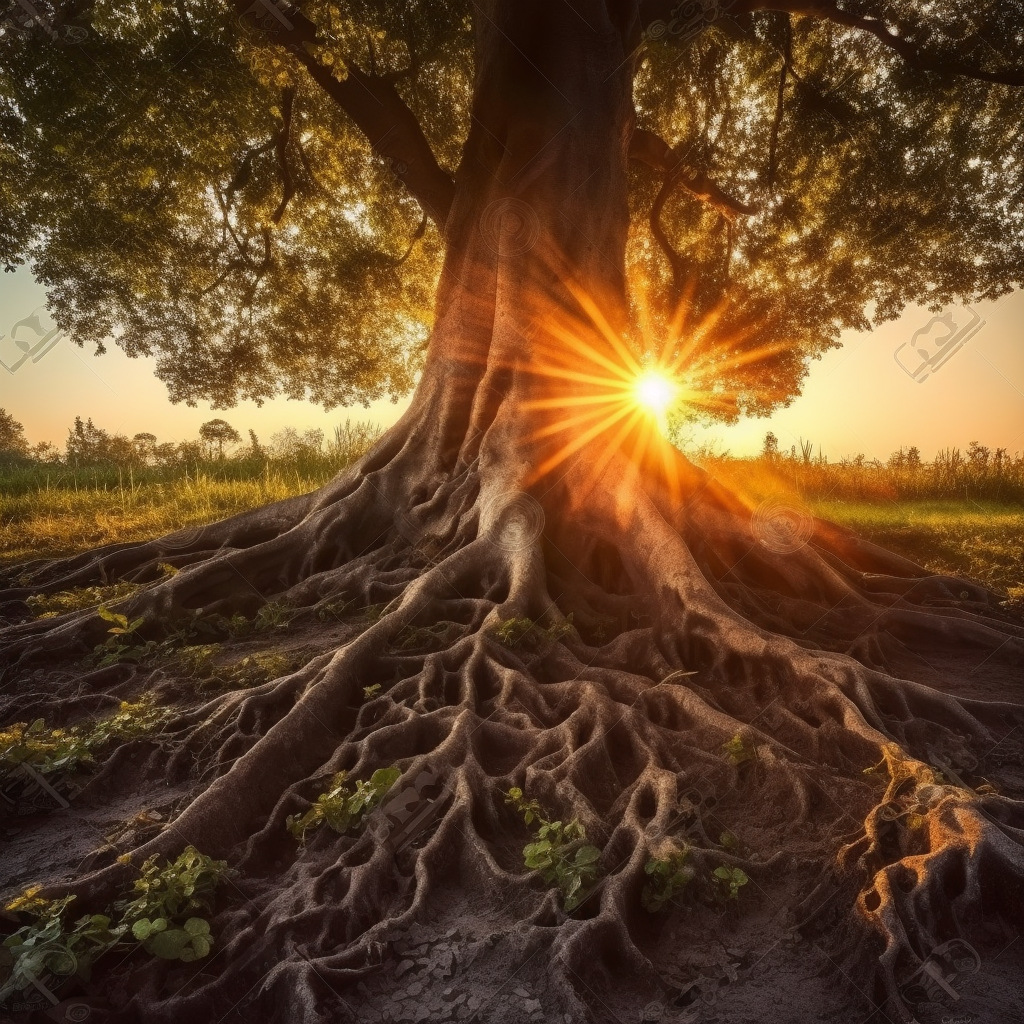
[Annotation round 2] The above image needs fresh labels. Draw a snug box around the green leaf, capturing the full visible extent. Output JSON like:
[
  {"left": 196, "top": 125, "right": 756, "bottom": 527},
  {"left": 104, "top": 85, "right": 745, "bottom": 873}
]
[
  {"left": 369, "top": 767, "right": 401, "bottom": 793},
  {"left": 145, "top": 928, "right": 191, "bottom": 959},
  {"left": 183, "top": 918, "right": 210, "bottom": 936},
  {"left": 574, "top": 845, "right": 600, "bottom": 866},
  {"left": 132, "top": 919, "right": 153, "bottom": 940},
  {"left": 190, "top": 935, "right": 211, "bottom": 958}
]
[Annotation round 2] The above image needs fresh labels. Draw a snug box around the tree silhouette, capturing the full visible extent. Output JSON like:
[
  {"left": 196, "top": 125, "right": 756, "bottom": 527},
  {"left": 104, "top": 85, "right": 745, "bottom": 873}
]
[
  {"left": 1, "top": 3, "right": 1022, "bottom": 1022},
  {"left": 198, "top": 418, "right": 242, "bottom": 460}
]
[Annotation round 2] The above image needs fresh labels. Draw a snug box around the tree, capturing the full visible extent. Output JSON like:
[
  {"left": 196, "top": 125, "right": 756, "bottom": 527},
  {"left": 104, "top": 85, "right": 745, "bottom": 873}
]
[
  {"left": 133, "top": 432, "right": 158, "bottom": 464},
  {"left": 198, "top": 418, "right": 242, "bottom": 460},
  {"left": 0, "top": 408, "right": 29, "bottom": 457},
  {"left": 1, "top": 4, "right": 1023, "bottom": 1021}
]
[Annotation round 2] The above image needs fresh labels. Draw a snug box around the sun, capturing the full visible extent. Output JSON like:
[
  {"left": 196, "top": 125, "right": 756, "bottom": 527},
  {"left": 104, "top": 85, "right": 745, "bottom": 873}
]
[{"left": 634, "top": 370, "right": 678, "bottom": 415}]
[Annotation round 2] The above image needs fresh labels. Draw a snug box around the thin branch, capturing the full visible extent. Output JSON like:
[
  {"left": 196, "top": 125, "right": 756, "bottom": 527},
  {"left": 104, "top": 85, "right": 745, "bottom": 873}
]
[
  {"left": 395, "top": 213, "right": 428, "bottom": 266},
  {"left": 745, "top": 1, "right": 1024, "bottom": 86},
  {"left": 629, "top": 129, "right": 759, "bottom": 220},
  {"left": 765, "top": 13, "right": 792, "bottom": 186},
  {"left": 649, "top": 174, "right": 689, "bottom": 298},
  {"left": 271, "top": 86, "right": 297, "bottom": 224}
]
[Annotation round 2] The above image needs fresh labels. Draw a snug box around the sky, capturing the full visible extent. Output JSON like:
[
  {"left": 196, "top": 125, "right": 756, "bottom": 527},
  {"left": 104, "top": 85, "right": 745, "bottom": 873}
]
[{"left": 1, "top": 265, "right": 1021, "bottom": 462}]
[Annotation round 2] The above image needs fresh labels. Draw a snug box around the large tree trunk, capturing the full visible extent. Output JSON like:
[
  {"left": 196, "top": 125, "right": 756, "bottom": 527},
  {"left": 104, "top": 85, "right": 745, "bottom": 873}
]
[{"left": 2, "top": 4, "right": 1023, "bottom": 1023}]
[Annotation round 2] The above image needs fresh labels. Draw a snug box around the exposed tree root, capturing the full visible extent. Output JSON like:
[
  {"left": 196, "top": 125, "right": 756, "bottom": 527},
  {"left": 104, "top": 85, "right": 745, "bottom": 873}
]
[{"left": 1, "top": 418, "right": 1022, "bottom": 1024}]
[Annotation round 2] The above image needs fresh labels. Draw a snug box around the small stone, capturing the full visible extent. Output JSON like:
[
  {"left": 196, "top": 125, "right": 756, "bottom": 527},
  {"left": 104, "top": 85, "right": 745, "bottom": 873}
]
[
  {"left": 452, "top": 994, "right": 466, "bottom": 1006},
  {"left": 466, "top": 996, "right": 481, "bottom": 1010},
  {"left": 513, "top": 987, "right": 530, "bottom": 999},
  {"left": 524, "top": 998, "right": 541, "bottom": 1012},
  {"left": 406, "top": 982, "right": 424, "bottom": 997},
  {"left": 442, "top": 988, "right": 456, "bottom": 1000},
  {"left": 396, "top": 960, "right": 417, "bottom": 978}
]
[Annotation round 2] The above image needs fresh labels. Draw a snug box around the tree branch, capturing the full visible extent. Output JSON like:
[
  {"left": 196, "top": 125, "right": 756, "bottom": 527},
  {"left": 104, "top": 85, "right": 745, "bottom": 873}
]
[
  {"left": 744, "top": 1, "right": 1024, "bottom": 86},
  {"left": 271, "top": 86, "right": 296, "bottom": 224},
  {"left": 629, "top": 128, "right": 758, "bottom": 220},
  {"left": 765, "top": 14, "right": 792, "bottom": 186},
  {"left": 231, "top": 0, "right": 456, "bottom": 226}
]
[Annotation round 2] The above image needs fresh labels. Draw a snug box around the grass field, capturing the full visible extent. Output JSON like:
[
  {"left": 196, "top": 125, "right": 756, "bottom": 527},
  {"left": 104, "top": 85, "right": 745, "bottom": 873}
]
[{"left": 1, "top": 444, "right": 1021, "bottom": 598}]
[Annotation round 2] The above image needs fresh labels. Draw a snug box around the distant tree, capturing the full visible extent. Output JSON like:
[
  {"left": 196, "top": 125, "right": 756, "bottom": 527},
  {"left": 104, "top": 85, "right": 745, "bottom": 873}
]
[
  {"left": 65, "top": 416, "right": 109, "bottom": 465},
  {"left": 133, "top": 432, "right": 158, "bottom": 464},
  {"left": 198, "top": 419, "right": 241, "bottom": 460},
  {"left": 153, "top": 442, "right": 180, "bottom": 468},
  {"left": 761, "top": 431, "right": 779, "bottom": 461},
  {"left": 0, "top": 409, "right": 29, "bottom": 457}
]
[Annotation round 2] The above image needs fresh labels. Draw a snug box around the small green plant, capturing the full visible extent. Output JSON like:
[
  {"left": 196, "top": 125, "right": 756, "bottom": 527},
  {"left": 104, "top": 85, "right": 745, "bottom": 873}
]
[
  {"left": 721, "top": 733, "right": 755, "bottom": 766},
  {"left": 315, "top": 597, "right": 357, "bottom": 621},
  {"left": 642, "top": 845, "right": 696, "bottom": 912},
  {"left": 91, "top": 605, "right": 150, "bottom": 666},
  {"left": 1, "top": 844, "right": 233, "bottom": 989},
  {"left": 488, "top": 615, "right": 574, "bottom": 651},
  {"left": 391, "top": 621, "right": 460, "bottom": 651},
  {"left": 287, "top": 767, "right": 401, "bottom": 842},
  {"left": 711, "top": 865, "right": 749, "bottom": 902},
  {"left": 362, "top": 684, "right": 382, "bottom": 701},
  {"left": 0, "top": 696, "right": 167, "bottom": 780},
  {"left": 504, "top": 787, "right": 601, "bottom": 911},
  {"left": 130, "top": 916, "right": 213, "bottom": 961},
  {"left": 176, "top": 645, "right": 301, "bottom": 688},
  {"left": 113, "top": 846, "right": 234, "bottom": 957},
  {"left": 26, "top": 582, "right": 142, "bottom": 619},
  {"left": 0, "top": 894, "right": 125, "bottom": 1002}
]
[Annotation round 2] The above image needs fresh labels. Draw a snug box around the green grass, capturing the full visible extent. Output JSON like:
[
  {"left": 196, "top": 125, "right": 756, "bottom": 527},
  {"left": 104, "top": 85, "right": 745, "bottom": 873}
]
[
  {"left": 810, "top": 499, "right": 1024, "bottom": 593},
  {"left": 1, "top": 447, "right": 1020, "bottom": 598}
]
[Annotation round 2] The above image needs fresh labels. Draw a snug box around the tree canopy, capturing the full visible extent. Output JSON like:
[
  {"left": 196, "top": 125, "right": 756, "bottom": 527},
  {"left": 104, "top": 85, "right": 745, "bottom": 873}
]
[{"left": 1, "top": 0, "right": 1020, "bottom": 421}]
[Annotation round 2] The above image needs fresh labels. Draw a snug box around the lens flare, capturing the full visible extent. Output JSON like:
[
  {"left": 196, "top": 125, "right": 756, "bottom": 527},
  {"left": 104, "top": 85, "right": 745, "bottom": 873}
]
[{"left": 634, "top": 371, "right": 677, "bottom": 415}]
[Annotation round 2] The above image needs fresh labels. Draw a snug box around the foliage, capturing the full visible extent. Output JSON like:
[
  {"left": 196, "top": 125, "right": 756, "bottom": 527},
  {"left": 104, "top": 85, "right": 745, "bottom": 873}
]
[
  {"left": 130, "top": 917, "right": 213, "bottom": 962},
  {"left": 488, "top": 615, "right": 574, "bottom": 651},
  {"left": 642, "top": 845, "right": 697, "bottom": 912},
  {"left": 362, "top": 684, "right": 381, "bottom": 701},
  {"left": 0, "top": 696, "right": 167, "bottom": 780},
  {"left": 504, "top": 787, "right": 601, "bottom": 911},
  {"left": 1, "top": 846, "right": 234, "bottom": 993},
  {"left": 26, "top": 581, "right": 142, "bottom": 618},
  {"left": 178, "top": 645, "right": 301, "bottom": 689},
  {"left": 113, "top": 847, "right": 234, "bottom": 933},
  {"left": 1, "top": 2, "right": 1019, "bottom": 418},
  {"left": 91, "top": 605, "right": 149, "bottom": 666},
  {"left": 710, "top": 866, "right": 749, "bottom": 902},
  {"left": 0, "top": 895, "right": 125, "bottom": 1002},
  {"left": 286, "top": 767, "right": 402, "bottom": 843},
  {"left": 0, "top": 408, "right": 29, "bottom": 458},
  {"left": 721, "top": 734, "right": 755, "bottom": 766}
]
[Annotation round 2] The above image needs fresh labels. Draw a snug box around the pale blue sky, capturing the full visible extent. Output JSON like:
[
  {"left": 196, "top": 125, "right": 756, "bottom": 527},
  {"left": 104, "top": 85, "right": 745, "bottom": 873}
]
[{"left": 1, "top": 265, "right": 1021, "bottom": 462}]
